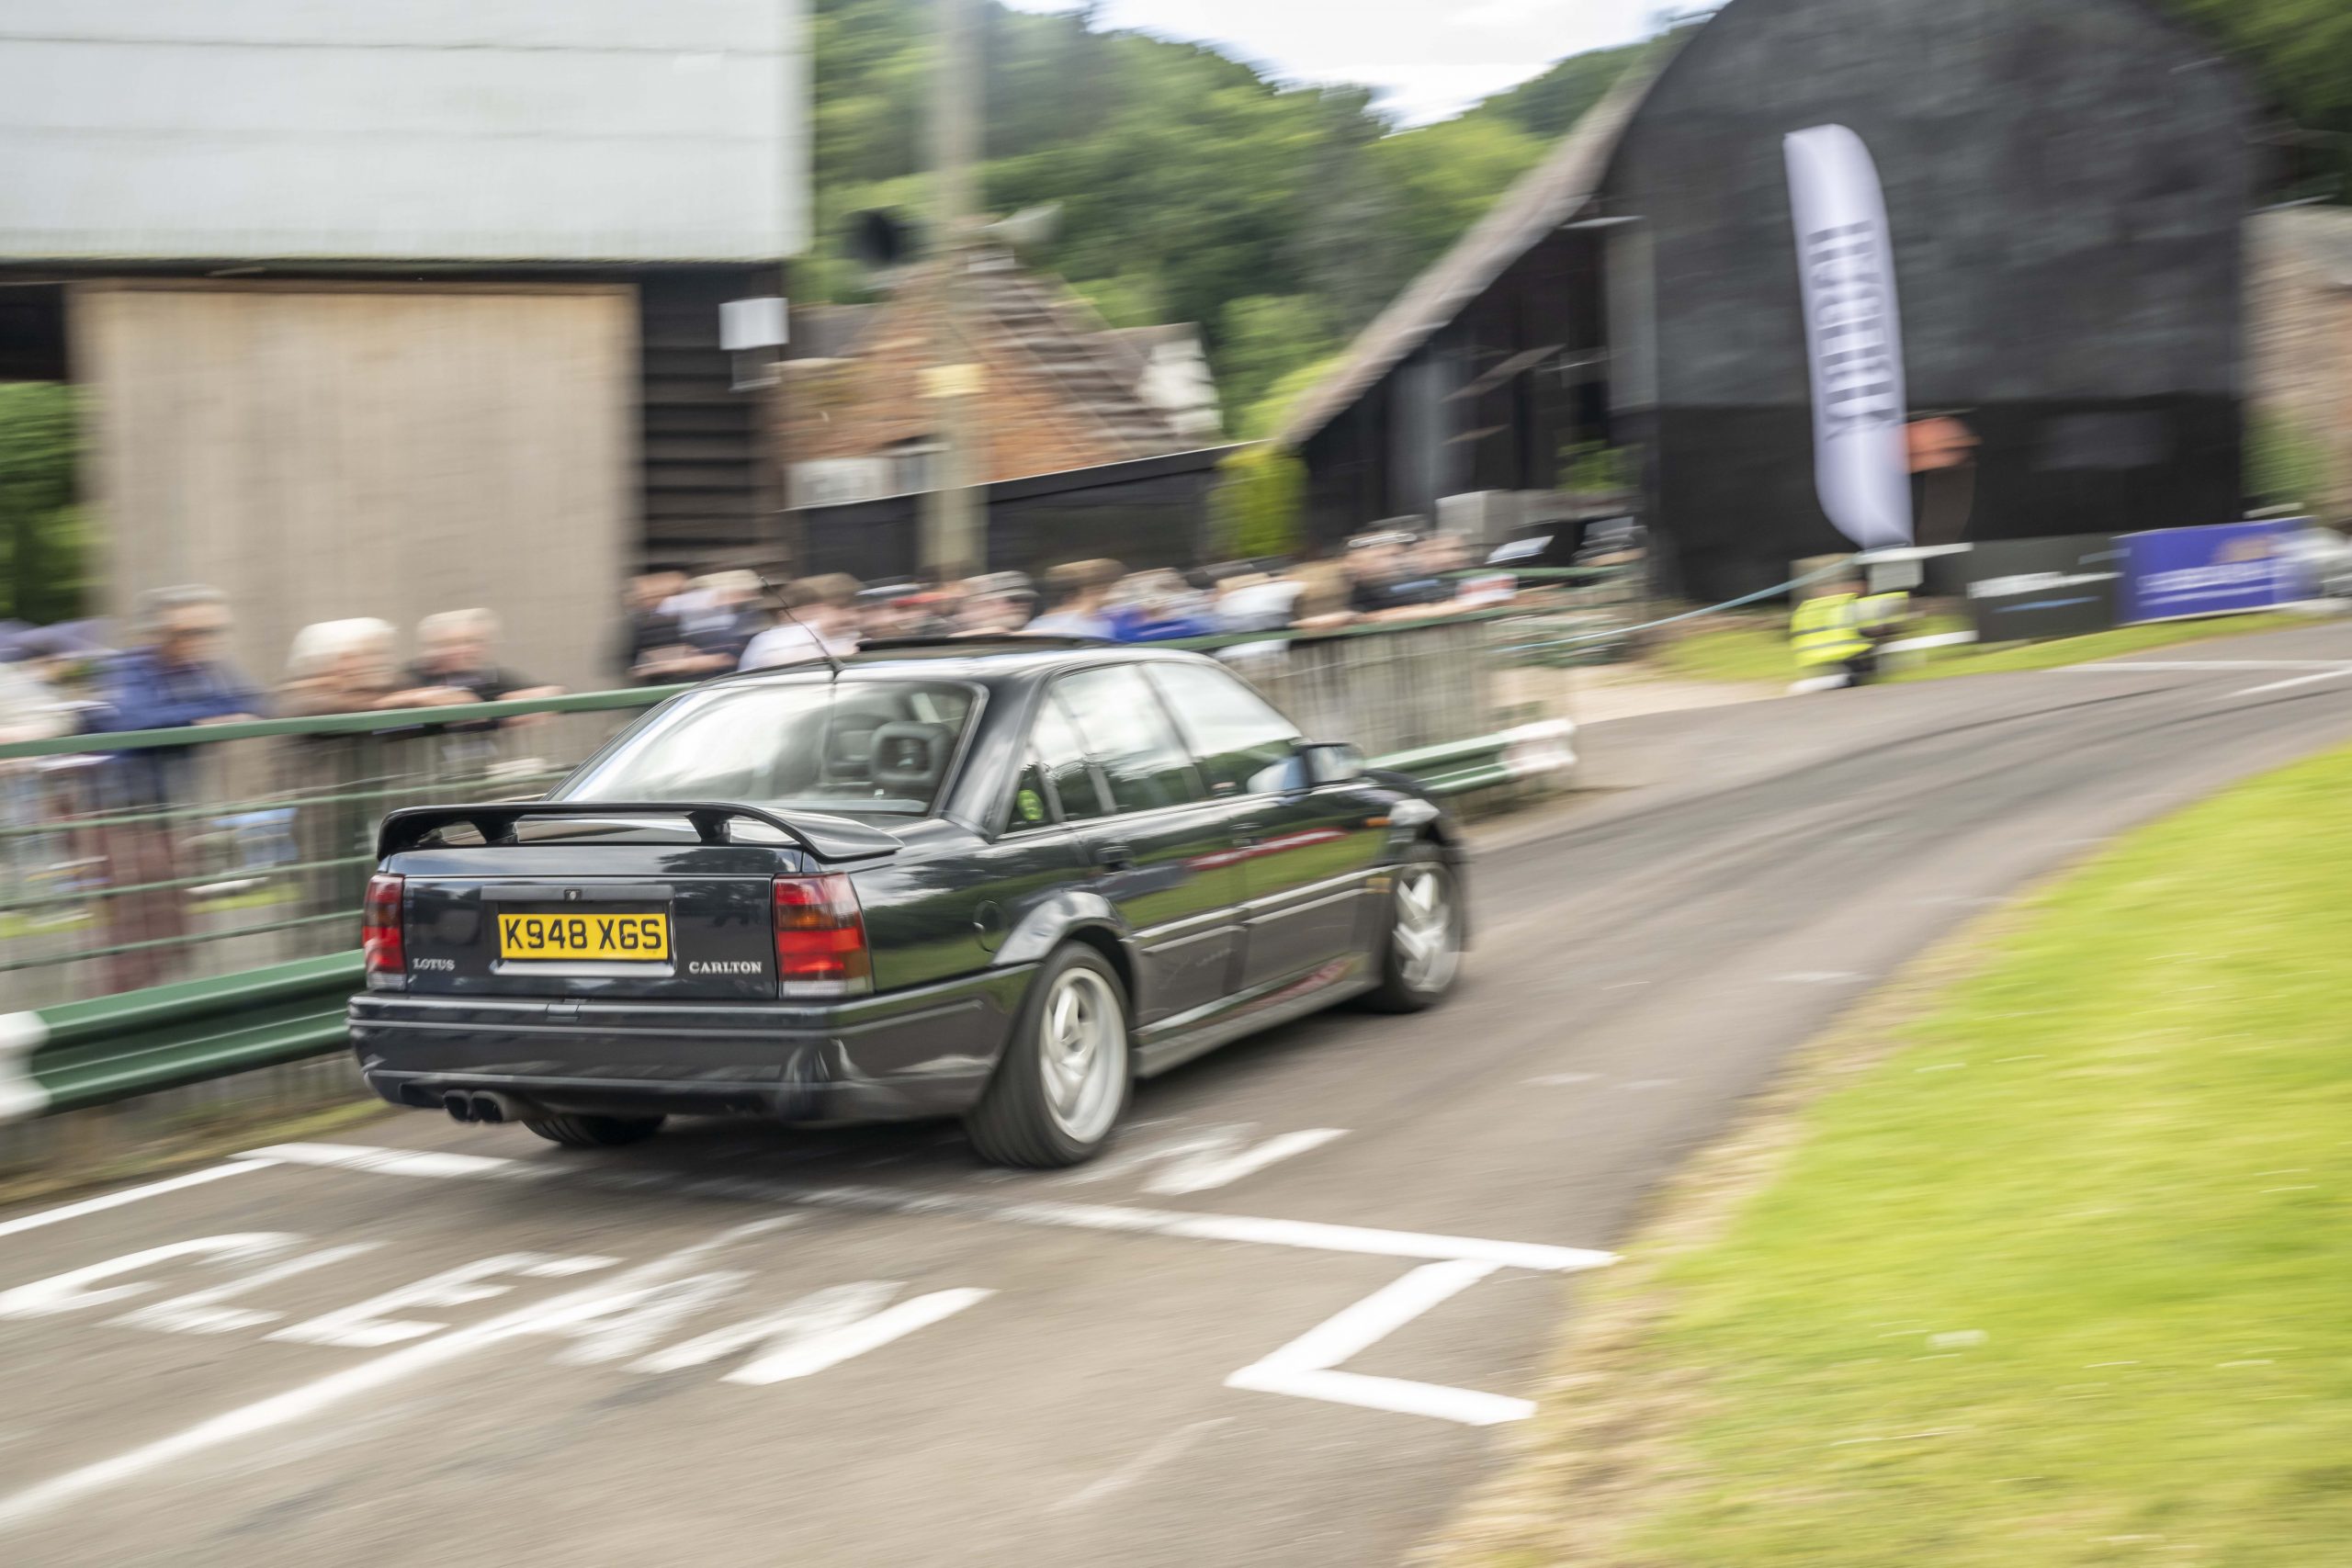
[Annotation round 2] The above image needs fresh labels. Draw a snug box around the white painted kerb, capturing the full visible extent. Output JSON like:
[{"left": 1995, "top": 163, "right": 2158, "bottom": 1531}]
[{"left": 0, "top": 1010, "right": 51, "bottom": 1123}]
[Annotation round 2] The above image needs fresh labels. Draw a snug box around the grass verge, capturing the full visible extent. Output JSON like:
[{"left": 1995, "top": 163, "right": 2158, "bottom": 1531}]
[
  {"left": 1436, "top": 742, "right": 2352, "bottom": 1568},
  {"left": 1652, "top": 610, "right": 2310, "bottom": 688}
]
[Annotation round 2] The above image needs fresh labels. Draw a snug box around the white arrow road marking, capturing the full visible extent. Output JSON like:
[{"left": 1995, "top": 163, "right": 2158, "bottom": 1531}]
[
  {"left": 1226, "top": 1259, "right": 1532, "bottom": 1427},
  {"left": 0, "top": 1160, "right": 276, "bottom": 1245},
  {"left": 1061, "top": 1125, "right": 1349, "bottom": 1195},
  {"left": 0, "top": 1218, "right": 789, "bottom": 1533}
]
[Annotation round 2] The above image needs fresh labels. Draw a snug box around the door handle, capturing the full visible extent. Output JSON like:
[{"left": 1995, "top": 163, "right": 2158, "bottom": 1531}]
[{"left": 1091, "top": 840, "right": 1136, "bottom": 870}]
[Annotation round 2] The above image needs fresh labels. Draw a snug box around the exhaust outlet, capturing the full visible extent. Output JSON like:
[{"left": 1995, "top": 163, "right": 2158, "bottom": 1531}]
[
  {"left": 470, "top": 1093, "right": 506, "bottom": 1124},
  {"left": 444, "top": 1093, "right": 477, "bottom": 1123}
]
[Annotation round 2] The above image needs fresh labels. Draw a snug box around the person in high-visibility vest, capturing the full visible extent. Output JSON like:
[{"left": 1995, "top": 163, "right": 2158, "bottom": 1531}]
[
  {"left": 1857, "top": 591, "right": 1912, "bottom": 639},
  {"left": 1792, "top": 581, "right": 1871, "bottom": 684},
  {"left": 1793, "top": 580, "right": 1913, "bottom": 688}
]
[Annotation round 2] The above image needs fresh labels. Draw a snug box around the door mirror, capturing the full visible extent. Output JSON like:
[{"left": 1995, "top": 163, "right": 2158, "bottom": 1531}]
[
  {"left": 1297, "top": 740, "right": 1366, "bottom": 786},
  {"left": 1244, "top": 741, "right": 1364, "bottom": 796}
]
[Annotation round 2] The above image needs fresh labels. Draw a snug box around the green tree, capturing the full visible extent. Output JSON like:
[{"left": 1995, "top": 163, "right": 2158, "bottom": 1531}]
[
  {"left": 1215, "top": 296, "right": 1339, "bottom": 437},
  {"left": 1372, "top": 115, "right": 1547, "bottom": 283},
  {"left": 804, "top": 0, "right": 1649, "bottom": 449},
  {"left": 2167, "top": 0, "right": 2352, "bottom": 199},
  {"left": 1239, "top": 352, "right": 1347, "bottom": 444},
  {"left": 0, "top": 383, "right": 85, "bottom": 624},
  {"left": 1469, "top": 41, "right": 1645, "bottom": 141}
]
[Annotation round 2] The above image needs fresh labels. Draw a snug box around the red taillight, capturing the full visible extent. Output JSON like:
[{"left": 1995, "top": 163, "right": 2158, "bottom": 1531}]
[
  {"left": 773, "top": 874, "right": 870, "bottom": 997},
  {"left": 362, "top": 872, "right": 406, "bottom": 982}
]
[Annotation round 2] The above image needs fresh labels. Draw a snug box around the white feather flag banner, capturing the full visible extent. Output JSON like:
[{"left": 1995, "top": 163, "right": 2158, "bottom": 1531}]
[{"left": 1785, "top": 124, "right": 1914, "bottom": 552}]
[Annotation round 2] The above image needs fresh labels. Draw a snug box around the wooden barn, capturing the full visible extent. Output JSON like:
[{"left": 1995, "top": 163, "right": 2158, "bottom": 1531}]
[
  {"left": 0, "top": 1, "right": 807, "bottom": 691},
  {"left": 1282, "top": 0, "right": 2257, "bottom": 601}
]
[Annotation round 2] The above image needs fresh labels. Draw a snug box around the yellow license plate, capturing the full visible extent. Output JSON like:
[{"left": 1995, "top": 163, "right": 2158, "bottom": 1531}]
[{"left": 496, "top": 910, "right": 671, "bottom": 963}]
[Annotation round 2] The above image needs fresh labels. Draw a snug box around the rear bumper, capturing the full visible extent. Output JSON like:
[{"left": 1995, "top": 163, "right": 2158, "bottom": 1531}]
[{"left": 347, "top": 966, "right": 1032, "bottom": 1124}]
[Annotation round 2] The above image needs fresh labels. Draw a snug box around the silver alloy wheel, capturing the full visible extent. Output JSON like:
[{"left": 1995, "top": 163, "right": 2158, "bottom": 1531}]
[
  {"left": 1038, "top": 965, "right": 1125, "bottom": 1143},
  {"left": 1392, "top": 863, "right": 1460, "bottom": 994}
]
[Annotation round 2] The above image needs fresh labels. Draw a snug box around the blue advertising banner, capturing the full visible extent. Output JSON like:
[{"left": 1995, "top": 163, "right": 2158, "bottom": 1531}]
[{"left": 2121, "top": 522, "right": 2301, "bottom": 624}]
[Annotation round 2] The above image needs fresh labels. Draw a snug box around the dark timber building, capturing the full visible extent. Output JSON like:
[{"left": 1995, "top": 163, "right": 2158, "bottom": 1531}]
[{"left": 1282, "top": 0, "right": 2256, "bottom": 600}]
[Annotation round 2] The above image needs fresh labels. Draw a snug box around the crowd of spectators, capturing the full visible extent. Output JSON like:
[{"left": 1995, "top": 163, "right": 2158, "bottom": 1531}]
[
  {"left": 611, "top": 528, "right": 1526, "bottom": 682},
  {"left": 0, "top": 525, "right": 1571, "bottom": 996}
]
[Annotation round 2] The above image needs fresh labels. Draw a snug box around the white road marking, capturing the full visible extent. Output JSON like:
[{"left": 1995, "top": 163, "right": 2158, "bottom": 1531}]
[
  {"left": 1061, "top": 1125, "right": 1349, "bottom": 1195},
  {"left": 635, "top": 1283, "right": 994, "bottom": 1385},
  {"left": 540, "top": 1269, "right": 754, "bottom": 1366},
  {"left": 2231, "top": 667, "right": 2352, "bottom": 698},
  {"left": 2054, "top": 660, "right": 2352, "bottom": 673},
  {"left": 1525, "top": 1073, "right": 1600, "bottom": 1088},
  {"left": 1226, "top": 1259, "right": 1532, "bottom": 1426},
  {"left": 243, "top": 1144, "right": 1618, "bottom": 1274},
  {"left": 0, "top": 1234, "right": 295, "bottom": 1319},
  {"left": 270, "top": 1253, "right": 618, "bottom": 1349},
  {"left": 1050, "top": 1417, "right": 1231, "bottom": 1513},
  {"left": 114, "top": 1243, "right": 381, "bottom": 1336},
  {"left": 0, "top": 1160, "right": 275, "bottom": 1244},
  {"left": 0, "top": 1219, "right": 787, "bottom": 1532}
]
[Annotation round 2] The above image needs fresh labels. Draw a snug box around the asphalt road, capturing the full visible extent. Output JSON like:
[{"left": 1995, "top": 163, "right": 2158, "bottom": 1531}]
[{"left": 7, "top": 625, "right": 2352, "bottom": 1568}]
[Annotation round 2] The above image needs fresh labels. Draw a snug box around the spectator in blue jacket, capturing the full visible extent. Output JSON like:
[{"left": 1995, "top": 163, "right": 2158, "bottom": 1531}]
[{"left": 93, "top": 586, "right": 263, "bottom": 990}]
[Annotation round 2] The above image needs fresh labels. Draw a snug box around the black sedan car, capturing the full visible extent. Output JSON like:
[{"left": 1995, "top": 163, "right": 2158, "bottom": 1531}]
[{"left": 349, "top": 641, "right": 1466, "bottom": 1167}]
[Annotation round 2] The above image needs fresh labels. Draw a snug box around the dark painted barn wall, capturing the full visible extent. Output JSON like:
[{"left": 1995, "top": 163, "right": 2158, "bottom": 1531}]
[{"left": 1607, "top": 0, "right": 2252, "bottom": 598}]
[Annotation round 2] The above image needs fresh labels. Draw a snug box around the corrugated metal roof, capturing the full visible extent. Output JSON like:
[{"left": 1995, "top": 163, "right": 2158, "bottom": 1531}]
[{"left": 1274, "top": 59, "right": 1663, "bottom": 452}]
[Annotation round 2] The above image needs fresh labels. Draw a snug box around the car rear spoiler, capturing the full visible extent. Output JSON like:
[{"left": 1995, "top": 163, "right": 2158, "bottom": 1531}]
[{"left": 376, "top": 801, "right": 904, "bottom": 864}]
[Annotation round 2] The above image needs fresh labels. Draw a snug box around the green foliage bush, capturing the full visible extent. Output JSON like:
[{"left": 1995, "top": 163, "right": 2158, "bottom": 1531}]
[
  {"left": 1211, "top": 446, "right": 1306, "bottom": 560},
  {"left": 0, "top": 383, "right": 85, "bottom": 625}
]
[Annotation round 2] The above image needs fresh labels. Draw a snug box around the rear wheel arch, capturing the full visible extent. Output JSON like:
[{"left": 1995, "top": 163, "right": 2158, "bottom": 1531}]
[{"left": 1057, "top": 921, "right": 1137, "bottom": 1016}]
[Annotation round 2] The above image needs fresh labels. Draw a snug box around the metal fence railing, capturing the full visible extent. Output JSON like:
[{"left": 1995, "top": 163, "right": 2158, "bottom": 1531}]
[
  {"left": 0, "top": 691, "right": 684, "bottom": 1013},
  {"left": 0, "top": 586, "right": 1634, "bottom": 1013}
]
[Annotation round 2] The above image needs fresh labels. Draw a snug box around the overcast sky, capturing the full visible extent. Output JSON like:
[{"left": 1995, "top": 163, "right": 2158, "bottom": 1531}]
[{"left": 1000, "top": 0, "right": 1663, "bottom": 126}]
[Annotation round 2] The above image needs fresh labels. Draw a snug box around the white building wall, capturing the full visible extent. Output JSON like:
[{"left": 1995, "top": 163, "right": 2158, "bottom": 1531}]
[{"left": 0, "top": 0, "right": 805, "bottom": 262}]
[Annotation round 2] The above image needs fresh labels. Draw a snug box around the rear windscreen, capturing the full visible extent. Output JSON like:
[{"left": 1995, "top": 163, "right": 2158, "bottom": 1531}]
[{"left": 556, "top": 681, "right": 978, "bottom": 816}]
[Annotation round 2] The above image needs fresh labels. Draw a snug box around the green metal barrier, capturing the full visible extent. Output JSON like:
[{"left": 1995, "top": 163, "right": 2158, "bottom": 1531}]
[
  {"left": 0, "top": 952, "right": 359, "bottom": 1121},
  {"left": 0, "top": 724, "right": 1577, "bottom": 1122}
]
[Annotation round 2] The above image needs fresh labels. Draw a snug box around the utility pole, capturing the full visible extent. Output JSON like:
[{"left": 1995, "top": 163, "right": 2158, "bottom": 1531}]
[{"left": 922, "top": 0, "right": 982, "bottom": 581}]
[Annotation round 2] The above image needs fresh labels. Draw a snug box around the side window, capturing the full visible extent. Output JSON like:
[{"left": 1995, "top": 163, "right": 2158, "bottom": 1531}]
[
  {"left": 1055, "top": 667, "right": 1203, "bottom": 815},
  {"left": 1030, "top": 693, "right": 1108, "bottom": 822},
  {"left": 1006, "top": 753, "right": 1057, "bottom": 832},
  {"left": 1145, "top": 660, "right": 1303, "bottom": 796}
]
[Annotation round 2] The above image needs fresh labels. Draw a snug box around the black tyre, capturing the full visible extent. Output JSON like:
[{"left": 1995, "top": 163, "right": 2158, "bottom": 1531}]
[
  {"left": 1364, "top": 842, "right": 1464, "bottom": 1013},
  {"left": 965, "top": 943, "right": 1132, "bottom": 1168},
  {"left": 522, "top": 1112, "right": 667, "bottom": 1149}
]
